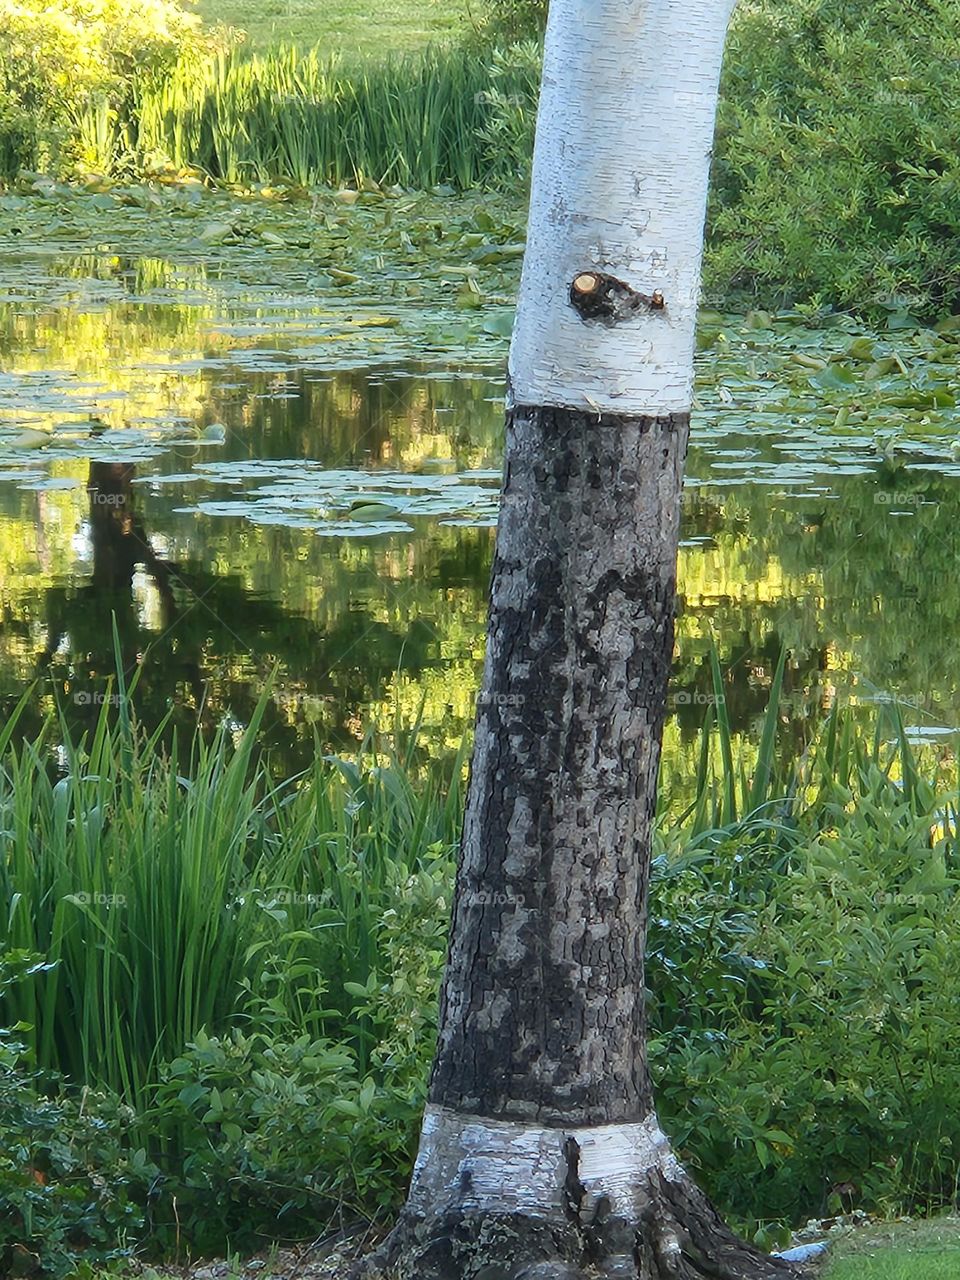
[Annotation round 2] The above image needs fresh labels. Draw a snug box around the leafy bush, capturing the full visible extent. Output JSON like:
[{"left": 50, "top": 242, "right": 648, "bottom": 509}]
[
  {"left": 0, "top": 951, "right": 149, "bottom": 1279},
  {"left": 0, "top": 0, "right": 213, "bottom": 174},
  {"left": 5, "top": 684, "right": 960, "bottom": 1265},
  {"left": 474, "top": 0, "right": 547, "bottom": 42},
  {"left": 138, "top": 829, "right": 451, "bottom": 1251},
  {"left": 474, "top": 41, "right": 541, "bottom": 184},
  {"left": 709, "top": 0, "right": 960, "bottom": 315},
  {"left": 144, "top": 1025, "right": 421, "bottom": 1252},
  {"left": 650, "top": 709, "right": 960, "bottom": 1232}
]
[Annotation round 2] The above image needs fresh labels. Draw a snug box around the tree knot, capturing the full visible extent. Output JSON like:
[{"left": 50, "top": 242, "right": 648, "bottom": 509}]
[{"left": 569, "top": 272, "right": 665, "bottom": 325}]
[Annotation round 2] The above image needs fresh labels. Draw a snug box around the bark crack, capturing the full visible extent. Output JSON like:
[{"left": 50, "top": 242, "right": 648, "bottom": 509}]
[{"left": 562, "top": 1136, "right": 586, "bottom": 1224}]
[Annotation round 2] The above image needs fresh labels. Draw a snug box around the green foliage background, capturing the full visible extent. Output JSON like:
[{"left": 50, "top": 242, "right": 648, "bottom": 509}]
[
  {"left": 0, "top": 0, "right": 219, "bottom": 175},
  {"left": 4, "top": 0, "right": 960, "bottom": 314},
  {"left": 3, "top": 692, "right": 960, "bottom": 1271},
  {"left": 710, "top": 0, "right": 960, "bottom": 314}
]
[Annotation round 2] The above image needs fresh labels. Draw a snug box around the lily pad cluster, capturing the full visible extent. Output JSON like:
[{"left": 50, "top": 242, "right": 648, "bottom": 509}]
[{"left": 167, "top": 462, "right": 501, "bottom": 534}]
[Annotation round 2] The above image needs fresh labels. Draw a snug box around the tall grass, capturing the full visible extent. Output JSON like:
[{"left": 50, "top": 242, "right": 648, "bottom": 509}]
[
  {"left": 125, "top": 44, "right": 540, "bottom": 187},
  {"left": 3, "top": 638, "right": 953, "bottom": 1109},
  {"left": 5, "top": 657, "right": 960, "bottom": 1253},
  {"left": 0, "top": 683, "right": 464, "bottom": 1110},
  {"left": 664, "top": 640, "right": 955, "bottom": 843}
]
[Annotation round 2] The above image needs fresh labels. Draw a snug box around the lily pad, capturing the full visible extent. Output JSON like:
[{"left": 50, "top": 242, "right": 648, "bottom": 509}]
[{"left": 347, "top": 501, "right": 401, "bottom": 519}]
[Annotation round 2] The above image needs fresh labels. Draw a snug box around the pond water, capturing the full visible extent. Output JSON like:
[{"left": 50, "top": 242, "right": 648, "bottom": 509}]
[{"left": 3, "top": 233, "right": 960, "bottom": 800}]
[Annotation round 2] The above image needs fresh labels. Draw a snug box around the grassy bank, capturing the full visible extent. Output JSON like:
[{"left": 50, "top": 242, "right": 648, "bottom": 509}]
[
  {"left": 3, "top": 672, "right": 960, "bottom": 1271},
  {"left": 195, "top": 0, "right": 474, "bottom": 58},
  {"left": 824, "top": 1217, "right": 960, "bottom": 1279}
]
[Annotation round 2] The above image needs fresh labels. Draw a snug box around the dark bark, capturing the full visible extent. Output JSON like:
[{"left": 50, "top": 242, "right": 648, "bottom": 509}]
[
  {"left": 352, "top": 405, "right": 798, "bottom": 1280},
  {"left": 431, "top": 402, "right": 687, "bottom": 1125}
]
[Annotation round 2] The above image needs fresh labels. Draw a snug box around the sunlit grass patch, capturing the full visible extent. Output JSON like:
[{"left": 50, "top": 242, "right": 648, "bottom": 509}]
[
  {"left": 824, "top": 1217, "right": 960, "bottom": 1280},
  {"left": 196, "top": 0, "right": 473, "bottom": 58}
]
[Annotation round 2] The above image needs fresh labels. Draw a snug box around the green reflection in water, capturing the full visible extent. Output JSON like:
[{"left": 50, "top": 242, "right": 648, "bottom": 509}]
[{"left": 2, "top": 247, "right": 960, "bottom": 804}]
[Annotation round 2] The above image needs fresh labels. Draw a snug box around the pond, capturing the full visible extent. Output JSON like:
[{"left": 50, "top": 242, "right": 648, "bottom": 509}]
[{"left": 3, "top": 190, "right": 960, "bottom": 803}]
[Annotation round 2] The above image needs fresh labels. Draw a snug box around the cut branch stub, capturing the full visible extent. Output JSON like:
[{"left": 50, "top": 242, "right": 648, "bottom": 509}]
[{"left": 569, "top": 272, "right": 665, "bottom": 325}]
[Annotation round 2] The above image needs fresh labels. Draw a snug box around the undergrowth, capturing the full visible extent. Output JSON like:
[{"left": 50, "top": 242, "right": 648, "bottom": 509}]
[{"left": 2, "top": 657, "right": 960, "bottom": 1270}]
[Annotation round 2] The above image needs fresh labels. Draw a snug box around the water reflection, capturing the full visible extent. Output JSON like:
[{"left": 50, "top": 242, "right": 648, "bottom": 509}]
[
  {"left": 2, "top": 253, "right": 960, "bottom": 801},
  {"left": 0, "top": 356, "right": 500, "bottom": 773}
]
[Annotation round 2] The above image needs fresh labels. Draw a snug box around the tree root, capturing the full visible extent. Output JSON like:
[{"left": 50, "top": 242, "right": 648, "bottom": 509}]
[{"left": 349, "top": 1165, "right": 800, "bottom": 1280}]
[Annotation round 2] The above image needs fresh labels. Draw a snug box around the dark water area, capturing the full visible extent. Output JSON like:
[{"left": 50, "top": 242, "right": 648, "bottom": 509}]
[{"left": 2, "top": 248, "right": 959, "bottom": 798}]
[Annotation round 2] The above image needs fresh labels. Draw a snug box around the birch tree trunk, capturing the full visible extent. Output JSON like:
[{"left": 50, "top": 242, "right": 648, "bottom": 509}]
[{"left": 358, "top": 1, "right": 798, "bottom": 1276}]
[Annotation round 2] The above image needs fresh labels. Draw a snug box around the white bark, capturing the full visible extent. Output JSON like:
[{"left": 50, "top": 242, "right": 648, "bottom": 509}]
[
  {"left": 407, "top": 1104, "right": 682, "bottom": 1218},
  {"left": 508, "top": 0, "right": 737, "bottom": 417}
]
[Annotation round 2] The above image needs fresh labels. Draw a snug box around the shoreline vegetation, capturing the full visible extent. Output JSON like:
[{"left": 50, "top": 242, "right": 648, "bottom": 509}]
[
  {"left": 3, "top": 0, "right": 960, "bottom": 314},
  {"left": 3, "top": 674, "right": 960, "bottom": 1270},
  {"left": 4, "top": 0, "right": 960, "bottom": 1274}
]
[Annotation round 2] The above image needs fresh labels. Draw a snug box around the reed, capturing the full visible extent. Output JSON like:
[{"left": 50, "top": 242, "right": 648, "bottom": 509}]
[
  {"left": 125, "top": 44, "right": 538, "bottom": 188},
  {"left": 2, "top": 640, "right": 953, "bottom": 1114},
  {"left": 0, "top": 681, "right": 464, "bottom": 1108}
]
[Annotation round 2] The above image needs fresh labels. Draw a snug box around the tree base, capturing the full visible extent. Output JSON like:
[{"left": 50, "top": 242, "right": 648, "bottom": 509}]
[{"left": 352, "top": 1163, "right": 799, "bottom": 1280}]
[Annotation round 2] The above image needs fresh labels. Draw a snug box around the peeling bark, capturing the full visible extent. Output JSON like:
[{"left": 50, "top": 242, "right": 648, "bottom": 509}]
[{"left": 356, "top": 1118, "right": 796, "bottom": 1278}]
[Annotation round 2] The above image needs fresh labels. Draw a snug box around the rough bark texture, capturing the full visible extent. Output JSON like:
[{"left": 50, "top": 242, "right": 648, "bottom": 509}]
[
  {"left": 353, "top": 406, "right": 797, "bottom": 1280},
  {"left": 360, "top": 1167, "right": 799, "bottom": 1280},
  {"left": 431, "top": 403, "right": 685, "bottom": 1125}
]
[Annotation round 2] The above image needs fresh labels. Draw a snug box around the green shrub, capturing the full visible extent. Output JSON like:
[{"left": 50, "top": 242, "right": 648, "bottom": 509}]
[
  {"left": 0, "top": 0, "right": 215, "bottom": 176},
  {"left": 144, "top": 1024, "right": 423, "bottom": 1252},
  {"left": 4, "top": 683, "right": 960, "bottom": 1264},
  {"left": 650, "top": 710, "right": 960, "bottom": 1231},
  {"left": 474, "top": 0, "right": 547, "bottom": 42},
  {"left": 0, "top": 951, "right": 149, "bottom": 1279},
  {"left": 139, "top": 817, "right": 453, "bottom": 1251},
  {"left": 709, "top": 0, "right": 960, "bottom": 315},
  {"left": 0, "top": 105, "right": 36, "bottom": 177}
]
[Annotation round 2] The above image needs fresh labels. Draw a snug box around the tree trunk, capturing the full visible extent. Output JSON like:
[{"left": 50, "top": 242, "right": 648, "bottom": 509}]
[{"left": 355, "top": 0, "right": 800, "bottom": 1276}]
